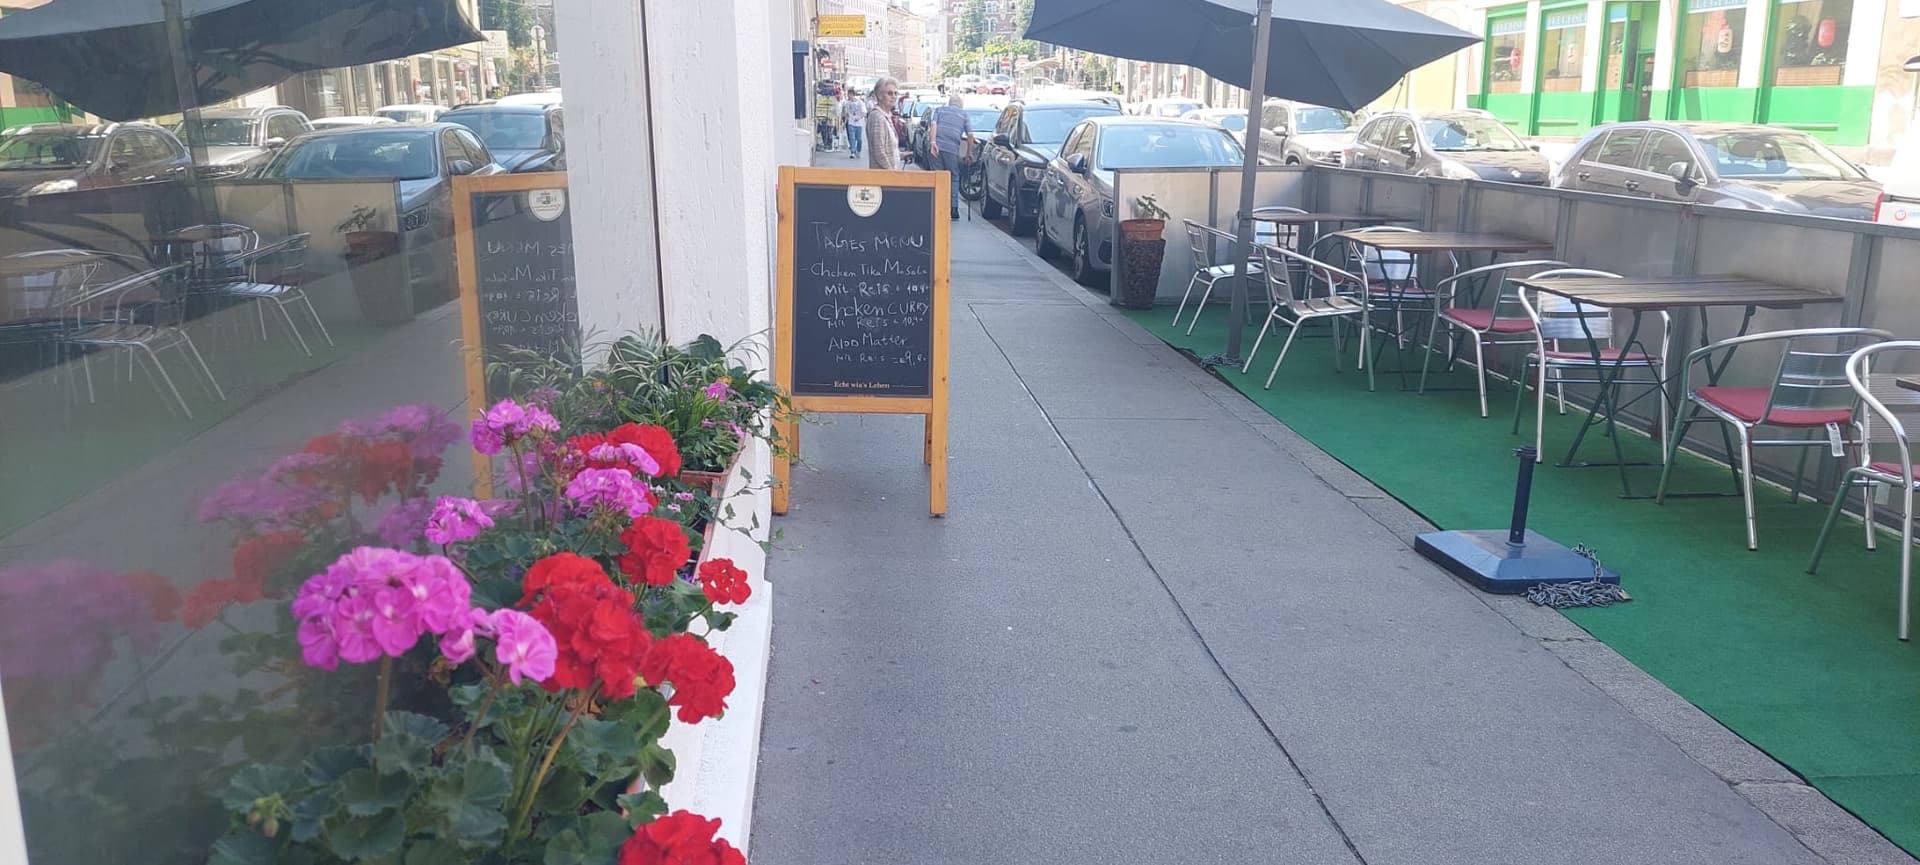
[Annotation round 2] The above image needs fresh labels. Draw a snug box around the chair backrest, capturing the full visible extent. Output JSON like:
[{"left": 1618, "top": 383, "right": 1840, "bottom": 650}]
[
  {"left": 1183, "top": 219, "right": 1212, "bottom": 270},
  {"left": 260, "top": 234, "right": 312, "bottom": 286},
  {"left": 1260, "top": 242, "right": 1362, "bottom": 310},
  {"left": 4, "top": 251, "right": 104, "bottom": 318},
  {"left": 1846, "top": 341, "right": 1920, "bottom": 475},
  {"left": 1432, "top": 258, "right": 1567, "bottom": 311},
  {"left": 1733, "top": 328, "right": 1893, "bottom": 418},
  {"left": 1348, "top": 225, "right": 1418, "bottom": 283},
  {"left": 1524, "top": 268, "right": 1622, "bottom": 342}
]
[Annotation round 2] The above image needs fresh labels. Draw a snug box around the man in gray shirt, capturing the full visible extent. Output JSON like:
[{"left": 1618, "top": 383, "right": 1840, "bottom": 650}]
[{"left": 928, "top": 95, "right": 972, "bottom": 220}]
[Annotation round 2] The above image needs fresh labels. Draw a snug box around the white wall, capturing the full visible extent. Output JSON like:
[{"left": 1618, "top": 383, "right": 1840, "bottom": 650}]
[{"left": 553, "top": 0, "right": 665, "bottom": 349}]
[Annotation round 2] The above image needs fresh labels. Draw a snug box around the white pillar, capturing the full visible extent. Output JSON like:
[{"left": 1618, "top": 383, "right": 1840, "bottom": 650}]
[
  {"left": 1653, "top": 0, "right": 1679, "bottom": 94},
  {"left": 0, "top": 679, "right": 26, "bottom": 865},
  {"left": 553, "top": 0, "right": 666, "bottom": 348},
  {"left": 1583, "top": 0, "right": 1607, "bottom": 90},
  {"left": 1844, "top": 0, "right": 1888, "bottom": 87},
  {"left": 1739, "top": 0, "right": 1769, "bottom": 88},
  {"left": 1521, "top": 3, "right": 1543, "bottom": 94}
]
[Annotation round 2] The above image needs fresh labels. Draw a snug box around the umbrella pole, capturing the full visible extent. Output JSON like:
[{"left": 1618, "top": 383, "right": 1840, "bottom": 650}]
[
  {"left": 162, "top": 0, "right": 210, "bottom": 212},
  {"left": 1223, "top": 0, "right": 1273, "bottom": 365}
]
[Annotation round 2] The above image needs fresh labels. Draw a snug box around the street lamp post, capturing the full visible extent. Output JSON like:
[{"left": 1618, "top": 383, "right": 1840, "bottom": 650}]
[{"left": 531, "top": 24, "right": 548, "bottom": 90}]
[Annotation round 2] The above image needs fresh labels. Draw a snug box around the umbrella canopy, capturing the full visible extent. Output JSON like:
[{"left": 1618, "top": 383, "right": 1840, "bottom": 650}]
[
  {"left": 0, "top": 0, "right": 481, "bottom": 121},
  {"left": 1027, "top": 0, "right": 1478, "bottom": 112}
]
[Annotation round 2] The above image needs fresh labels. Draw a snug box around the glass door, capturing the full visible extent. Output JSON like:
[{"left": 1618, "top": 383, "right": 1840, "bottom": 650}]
[{"left": 1599, "top": 2, "right": 1655, "bottom": 121}]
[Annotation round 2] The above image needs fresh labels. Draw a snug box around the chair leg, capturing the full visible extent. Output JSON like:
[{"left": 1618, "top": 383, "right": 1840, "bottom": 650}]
[
  {"left": 178, "top": 333, "right": 226, "bottom": 402},
  {"left": 1185, "top": 278, "right": 1217, "bottom": 336},
  {"left": 1264, "top": 319, "right": 1307, "bottom": 389},
  {"left": 1808, "top": 469, "right": 1858, "bottom": 574},
  {"left": 1172, "top": 272, "right": 1203, "bottom": 327},
  {"left": 1243, "top": 312, "right": 1276, "bottom": 374},
  {"left": 1470, "top": 337, "right": 1488, "bottom": 418},
  {"left": 1901, "top": 485, "right": 1915, "bottom": 640},
  {"left": 1656, "top": 401, "right": 1700, "bottom": 504},
  {"left": 1736, "top": 425, "right": 1758, "bottom": 550},
  {"left": 136, "top": 343, "right": 192, "bottom": 420},
  {"left": 1416, "top": 315, "right": 1444, "bottom": 395},
  {"left": 299, "top": 292, "right": 335, "bottom": 347},
  {"left": 81, "top": 350, "right": 96, "bottom": 404},
  {"left": 1789, "top": 430, "right": 1815, "bottom": 504},
  {"left": 1534, "top": 361, "right": 1550, "bottom": 461},
  {"left": 257, "top": 301, "right": 269, "bottom": 340},
  {"left": 1863, "top": 469, "right": 1879, "bottom": 552},
  {"left": 277, "top": 300, "right": 314, "bottom": 357},
  {"left": 1509, "top": 357, "right": 1531, "bottom": 435}
]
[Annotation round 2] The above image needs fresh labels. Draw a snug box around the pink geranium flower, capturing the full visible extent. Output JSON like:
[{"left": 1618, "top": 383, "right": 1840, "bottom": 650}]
[
  {"left": 424, "top": 496, "right": 494, "bottom": 545},
  {"left": 489, "top": 609, "right": 558, "bottom": 684}
]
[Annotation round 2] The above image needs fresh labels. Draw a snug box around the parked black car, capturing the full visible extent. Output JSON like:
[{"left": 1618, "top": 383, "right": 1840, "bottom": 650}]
[
  {"left": 0, "top": 121, "right": 190, "bottom": 198},
  {"left": 1554, "top": 121, "right": 1881, "bottom": 219},
  {"left": 912, "top": 102, "right": 1001, "bottom": 169},
  {"left": 171, "top": 105, "right": 312, "bottom": 178},
  {"left": 441, "top": 103, "right": 565, "bottom": 173},
  {"left": 980, "top": 100, "right": 1121, "bottom": 234}
]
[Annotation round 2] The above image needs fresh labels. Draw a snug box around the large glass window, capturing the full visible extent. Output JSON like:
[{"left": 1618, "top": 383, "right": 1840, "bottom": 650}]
[
  {"left": 1679, "top": 0, "right": 1747, "bottom": 88},
  {"left": 1604, "top": 5, "right": 1630, "bottom": 89},
  {"left": 1487, "top": 15, "right": 1526, "bottom": 94},
  {"left": 1771, "top": 0, "right": 1850, "bottom": 87},
  {"left": 1540, "top": 7, "right": 1587, "bottom": 92}
]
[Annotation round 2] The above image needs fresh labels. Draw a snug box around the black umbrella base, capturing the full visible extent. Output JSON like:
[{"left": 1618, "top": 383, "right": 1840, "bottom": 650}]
[{"left": 1415, "top": 529, "right": 1619, "bottom": 594}]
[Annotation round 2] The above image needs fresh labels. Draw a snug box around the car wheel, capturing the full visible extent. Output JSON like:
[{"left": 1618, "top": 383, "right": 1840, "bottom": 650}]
[
  {"left": 1009, "top": 195, "right": 1035, "bottom": 235},
  {"left": 981, "top": 182, "right": 1003, "bottom": 219},
  {"left": 1070, "top": 214, "right": 1101, "bottom": 287},
  {"left": 1035, "top": 206, "right": 1058, "bottom": 259},
  {"left": 1285, "top": 157, "right": 1300, "bottom": 166}
]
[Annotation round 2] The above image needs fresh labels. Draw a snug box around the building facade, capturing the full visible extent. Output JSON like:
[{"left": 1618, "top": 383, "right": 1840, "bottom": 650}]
[
  {"left": 0, "top": 0, "right": 70, "bottom": 129},
  {"left": 888, "top": 3, "right": 929, "bottom": 83},
  {"left": 1463, "top": 0, "right": 1920, "bottom": 156},
  {"left": 819, "top": 0, "right": 892, "bottom": 78}
]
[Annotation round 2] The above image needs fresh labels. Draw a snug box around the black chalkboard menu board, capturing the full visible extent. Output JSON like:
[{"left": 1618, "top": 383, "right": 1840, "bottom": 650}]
[
  {"left": 786, "top": 182, "right": 936, "bottom": 398},
  {"left": 454, "top": 177, "right": 579, "bottom": 403}
]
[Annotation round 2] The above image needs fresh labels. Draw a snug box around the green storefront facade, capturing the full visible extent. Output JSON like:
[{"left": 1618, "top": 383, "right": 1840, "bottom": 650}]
[{"left": 1468, "top": 0, "right": 1877, "bottom": 146}]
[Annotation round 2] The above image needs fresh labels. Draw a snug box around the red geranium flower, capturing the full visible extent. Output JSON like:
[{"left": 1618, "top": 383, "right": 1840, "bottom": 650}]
[
  {"left": 180, "top": 576, "right": 266, "bottom": 629},
  {"left": 519, "top": 552, "right": 614, "bottom": 605},
  {"left": 618, "top": 517, "right": 691, "bottom": 587},
  {"left": 609, "top": 423, "right": 681, "bottom": 478},
  {"left": 231, "top": 529, "right": 307, "bottom": 588},
  {"left": 121, "top": 570, "right": 181, "bottom": 624},
  {"left": 640, "top": 634, "right": 735, "bottom": 723},
  {"left": 617, "top": 811, "right": 744, "bottom": 865},
  {"left": 696, "top": 558, "right": 750, "bottom": 605}
]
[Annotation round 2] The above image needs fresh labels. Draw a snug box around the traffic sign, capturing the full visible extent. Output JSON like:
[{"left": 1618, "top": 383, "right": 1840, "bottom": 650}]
[{"left": 818, "top": 14, "right": 866, "bottom": 37}]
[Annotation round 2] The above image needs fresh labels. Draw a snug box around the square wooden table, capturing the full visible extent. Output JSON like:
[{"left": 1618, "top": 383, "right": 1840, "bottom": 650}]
[
  {"left": 1333, "top": 229, "right": 1553, "bottom": 255},
  {"left": 1897, "top": 377, "right": 1920, "bottom": 393},
  {"left": 1511, "top": 273, "right": 1842, "bottom": 496}
]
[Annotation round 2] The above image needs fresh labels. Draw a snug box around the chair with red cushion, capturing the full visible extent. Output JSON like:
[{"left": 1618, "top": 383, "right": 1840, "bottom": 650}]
[
  {"left": 1509, "top": 268, "right": 1669, "bottom": 461},
  {"left": 1657, "top": 327, "right": 1893, "bottom": 550},
  {"left": 1808, "top": 340, "right": 1920, "bottom": 639},
  {"left": 1416, "top": 259, "right": 1567, "bottom": 417}
]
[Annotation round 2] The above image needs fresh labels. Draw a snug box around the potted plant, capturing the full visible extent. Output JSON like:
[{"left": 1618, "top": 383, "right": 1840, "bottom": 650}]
[
  {"left": 1115, "top": 194, "right": 1169, "bottom": 309},
  {"left": 337, "top": 205, "right": 412, "bottom": 325}
]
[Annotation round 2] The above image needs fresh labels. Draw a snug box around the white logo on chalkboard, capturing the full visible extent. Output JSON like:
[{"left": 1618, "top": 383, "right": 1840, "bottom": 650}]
[
  {"left": 528, "top": 189, "right": 567, "bottom": 222},
  {"left": 847, "top": 185, "right": 883, "bottom": 218}
]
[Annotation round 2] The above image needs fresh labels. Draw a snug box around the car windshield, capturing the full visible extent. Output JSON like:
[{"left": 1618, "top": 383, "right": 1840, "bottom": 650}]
[
  {"left": 1197, "top": 113, "right": 1246, "bottom": 132},
  {"left": 261, "top": 131, "right": 437, "bottom": 181},
  {"left": 1021, "top": 106, "right": 1118, "bottom": 144},
  {"left": 1152, "top": 102, "right": 1201, "bottom": 117},
  {"left": 1296, "top": 108, "right": 1356, "bottom": 133},
  {"left": 963, "top": 109, "right": 1001, "bottom": 131},
  {"left": 174, "top": 117, "right": 257, "bottom": 147},
  {"left": 1696, "top": 132, "right": 1864, "bottom": 181},
  {"left": 1097, "top": 124, "right": 1244, "bottom": 170},
  {"left": 0, "top": 132, "right": 101, "bottom": 169},
  {"left": 377, "top": 109, "right": 431, "bottom": 124},
  {"left": 446, "top": 110, "right": 548, "bottom": 151},
  {"left": 1422, "top": 116, "right": 1528, "bottom": 151}
]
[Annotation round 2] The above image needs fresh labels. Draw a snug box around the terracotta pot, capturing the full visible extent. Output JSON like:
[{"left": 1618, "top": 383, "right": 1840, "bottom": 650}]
[{"left": 1119, "top": 218, "right": 1165, "bottom": 242}]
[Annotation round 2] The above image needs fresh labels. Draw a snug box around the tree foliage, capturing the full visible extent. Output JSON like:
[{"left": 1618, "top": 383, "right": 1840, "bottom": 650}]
[
  {"left": 480, "top": 0, "right": 532, "bottom": 49},
  {"left": 957, "top": 0, "right": 989, "bottom": 52},
  {"left": 939, "top": 35, "right": 1040, "bottom": 80},
  {"left": 1014, "top": 0, "right": 1034, "bottom": 37}
]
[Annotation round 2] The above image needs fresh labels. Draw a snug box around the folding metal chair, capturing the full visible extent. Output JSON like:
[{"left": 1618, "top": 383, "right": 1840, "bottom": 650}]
[
  {"left": 1416, "top": 258, "right": 1568, "bottom": 416},
  {"left": 199, "top": 234, "right": 331, "bottom": 356},
  {"left": 1808, "top": 341, "right": 1920, "bottom": 639},
  {"left": 1244, "top": 243, "right": 1367, "bottom": 389},
  {"left": 1657, "top": 327, "right": 1892, "bottom": 550},
  {"left": 1507, "top": 269, "right": 1670, "bottom": 461},
  {"left": 1173, "top": 221, "right": 1266, "bottom": 334}
]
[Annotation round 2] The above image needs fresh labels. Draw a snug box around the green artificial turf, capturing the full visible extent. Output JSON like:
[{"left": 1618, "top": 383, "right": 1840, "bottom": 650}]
[{"left": 1126, "top": 307, "right": 1920, "bottom": 855}]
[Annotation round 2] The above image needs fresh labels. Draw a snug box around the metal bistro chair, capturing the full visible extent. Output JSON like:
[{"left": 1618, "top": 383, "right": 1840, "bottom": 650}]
[
  {"left": 1244, "top": 242, "right": 1368, "bottom": 390},
  {"left": 1344, "top": 226, "right": 1456, "bottom": 387},
  {"left": 1172, "top": 220, "right": 1265, "bottom": 334},
  {"left": 0, "top": 251, "right": 103, "bottom": 372},
  {"left": 1416, "top": 259, "right": 1568, "bottom": 417},
  {"left": 1657, "top": 327, "right": 1892, "bottom": 551},
  {"left": 1510, "top": 269, "right": 1670, "bottom": 462},
  {"left": 1808, "top": 341, "right": 1920, "bottom": 639},
  {"left": 199, "top": 234, "right": 331, "bottom": 356},
  {"left": 60, "top": 262, "right": 226, "bottom": 419}
]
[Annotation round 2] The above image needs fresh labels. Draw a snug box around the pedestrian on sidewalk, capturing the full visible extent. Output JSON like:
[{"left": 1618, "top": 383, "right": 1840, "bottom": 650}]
[
  {"left": 928, "top": 94, "right": 972, "bottom": 220},
  {"left": 841, "top": 91, "right": 867, "bottom": 160},
  {"left": 865, "top": 78, "right": 903, "bottom": 171}
]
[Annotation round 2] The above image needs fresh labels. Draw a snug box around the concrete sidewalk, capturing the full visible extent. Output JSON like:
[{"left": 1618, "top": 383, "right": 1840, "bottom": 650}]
[{"left": 749, "top": 163, "right": 1910, "bottom": 864}]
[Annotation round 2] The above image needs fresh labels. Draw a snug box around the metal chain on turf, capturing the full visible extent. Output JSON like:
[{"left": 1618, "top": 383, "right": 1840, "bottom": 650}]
[{"left": 1525, "top": 544, "right": 1630, "bottom": 608}]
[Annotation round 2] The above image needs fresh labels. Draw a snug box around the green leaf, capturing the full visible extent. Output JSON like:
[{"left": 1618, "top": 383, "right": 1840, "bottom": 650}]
[
  {"left": 529, "top": 766, "right": 591, "bottom": 816},
  {"left": 339, "top": 768, "right": 416, "bottom": 817},
  {"left": 427, "top": 751, "right": 512, "bottom": 849},
  {"left": 542, "top": 812, "right": 632, "bottom": 865},
  {"left": 208, "top": 829, "right": 278, "bottom": 865},
  {"left": 222, "top": 764, "right": 305, "bottom": 813},
  {"left": 372, "top": 712, "right": 450, "bottom": 774},
  {"left": 601, "top": 688, "right": 672, "bottom": 744},
  {"left": 303, "top": 746, "right": 366, "bottom": 786},
  {"left": 324, "top": 811, "right": 406, "bottom": 861},
  {"left": 403, "top": 839, "right": 469, "bottom": 865},
  {"left": 639, "top": 743, "right": 676, "bottom": 789},
  {"left": 564, "top": 718, "right": 641, "bottom": 777},
  {"left": 289, "top": 789, "right": 339, "bottom": 843},
  {"left": 616, "top": 790, "right": 668, "bottom": 827}
]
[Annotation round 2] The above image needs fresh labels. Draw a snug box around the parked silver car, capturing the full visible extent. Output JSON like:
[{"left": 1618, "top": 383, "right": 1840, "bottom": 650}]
[
  {"left": 1035, "top": 116, "right": 1244, "bottom": 285},
  {"left": 1346, "top": 109, "right": 1550, "bottom": 184},
  {"left": 171, "top": 105, "right": 312, "bottom": 178},
  {"left": 1257, "top": 100, "right": 1360, "bottom": 166},
  {"left": 1181, "top": 108, "right": 1284, "bottom": 166},
  {"left": 1554, "top": 121, "right": 1882, "bottom": 219}
]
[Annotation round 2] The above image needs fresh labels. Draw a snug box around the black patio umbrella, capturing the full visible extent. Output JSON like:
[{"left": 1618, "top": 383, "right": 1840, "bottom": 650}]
[
  {"left": 1028, "top": 0, "right": 1478, "bottom": 361},
  {"left": 0, "top": 0, "right": 481, "bottom": 121}
]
